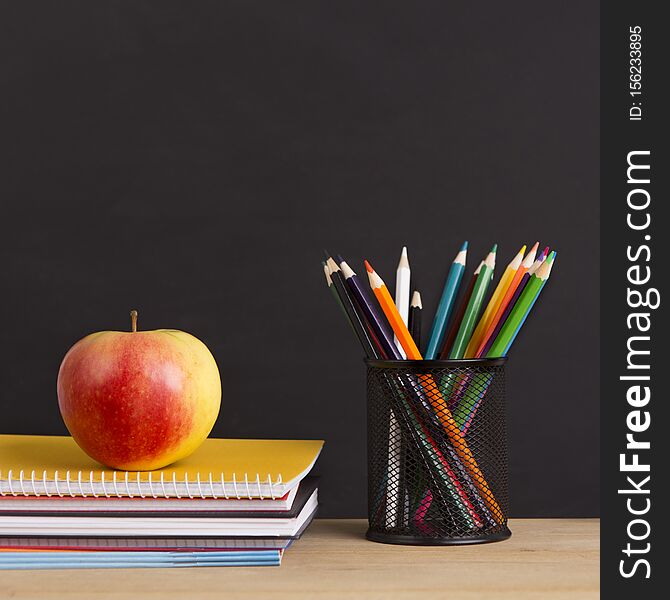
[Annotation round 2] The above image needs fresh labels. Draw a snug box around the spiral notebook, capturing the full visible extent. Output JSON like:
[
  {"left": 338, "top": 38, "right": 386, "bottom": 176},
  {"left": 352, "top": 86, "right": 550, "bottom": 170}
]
[
  {"left": 0, "top": 485, "right": 299, "bottom": 512},
  {"left": 0, "top": 476, "right": 318, "bottom": 518},
  {"left": 0, "top": 435, "right": 324, "bottom": 499}
]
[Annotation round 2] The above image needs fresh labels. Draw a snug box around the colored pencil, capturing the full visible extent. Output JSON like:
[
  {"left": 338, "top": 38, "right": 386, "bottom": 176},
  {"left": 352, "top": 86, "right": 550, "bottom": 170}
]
[
  {"left": 394, "top": 247, "right": 411, "bottom": 358},
  {"left": 391, "top": 247, "right": 410, "bottom": 525},
  {"left": 384, "top": 418, "right": 402, "bottom": 528},
  {"left": 425, "top": 241, "right": 468, "bottom": 359},
  {"left": 452, "top": 371, "right": 494, "bottom": 433},
  {"left": 529, "top": 246, "right": 549, "bottom": 274},
  {"left": 323, "top": 261, "right": 346, "bottom": 316},
  {"left": 477, "top": 251, "right": 542, "bottom": 359},
  {"left": 499, "top": 251, "right": 556, "bottom": 355},
  {"left": 333, "top": 252, "right": 388, "bottom": 356},
  {"left": 438, "top": 261, "right": 482, "bottom": 359},
  {"left": 448, "top": 247, "right": 496, "bottom": 359},
  {"left": 442, "top": 249, "right": 496, "bottom": 413},
  {"left": 474, "top": 242, "right": 539, "bottom": 358},
  {"left": 336, "top": 258, "right": 402, "bottom": 360},
  {"left": 465, "top": 245, "right": 525, "bottom": 357},
  {"left": 323, "top": 259, "right": 378, "bottom": 359},
  {"left": 365, "top": 261, "right": 421, "bottom": 359},
  {"left": 408, "top": 291, "right": 422, "bottom": 348},
  {"left": 486, "top": 252, "right": 556, "bottom": 357},
  {"left": 325, "top": 258, "right": 378, "bottom": 349},
  {"left": 365, "top": 259, "right": 503, "bottom": 522}
]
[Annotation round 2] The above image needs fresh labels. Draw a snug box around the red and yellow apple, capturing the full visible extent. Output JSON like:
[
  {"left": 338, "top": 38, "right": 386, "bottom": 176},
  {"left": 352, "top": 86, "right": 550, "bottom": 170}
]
[{"left": 57, "top": 311, "right": 221, "bottom": 470}]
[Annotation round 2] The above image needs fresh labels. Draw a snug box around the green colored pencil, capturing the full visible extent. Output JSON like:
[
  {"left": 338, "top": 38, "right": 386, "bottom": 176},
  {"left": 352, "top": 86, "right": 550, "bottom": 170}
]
[
  {"left": 448, "top": 246, "right": 497, "bottom": 359},
  {"left": 485, "top": 252, "right": 556, "bottom": 357},
  {"left": 323, "top": 262, "right": 345, "bottom": 313}
]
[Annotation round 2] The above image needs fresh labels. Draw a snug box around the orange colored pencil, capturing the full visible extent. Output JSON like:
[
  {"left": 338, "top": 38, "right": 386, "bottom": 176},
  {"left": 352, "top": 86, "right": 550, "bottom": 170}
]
[
  {"left": 364, "top": 259, "right": 503, "bottom": 522},
  {"left": 474, "top": 242, "right": 539, "bottom": 358},
  {"left": 364, "top": 260, "right": 420, "bottom": 359}
]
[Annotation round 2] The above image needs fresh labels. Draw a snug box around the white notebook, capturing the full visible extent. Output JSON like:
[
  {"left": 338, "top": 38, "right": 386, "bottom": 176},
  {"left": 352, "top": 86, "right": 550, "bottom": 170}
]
[{"left": 0, "top": 491, "right": 318, "bottom": 537}]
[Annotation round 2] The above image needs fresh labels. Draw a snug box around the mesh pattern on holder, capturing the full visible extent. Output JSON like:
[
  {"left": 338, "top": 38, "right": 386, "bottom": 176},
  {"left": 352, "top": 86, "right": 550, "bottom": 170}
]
[{"left": 366, "top": 359, "right": 511, "bottom": 545}]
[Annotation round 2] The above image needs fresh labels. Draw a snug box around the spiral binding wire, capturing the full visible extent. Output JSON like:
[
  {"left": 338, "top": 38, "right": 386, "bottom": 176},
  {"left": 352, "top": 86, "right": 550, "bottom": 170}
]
[{"left": 0, "top": 469, "right": 284, "bottom": 500}]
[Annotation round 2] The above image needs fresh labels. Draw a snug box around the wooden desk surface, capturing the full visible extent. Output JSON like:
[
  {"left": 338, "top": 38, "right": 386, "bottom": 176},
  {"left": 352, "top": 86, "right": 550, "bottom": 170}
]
[{"left": 1, "top": 518, "right": 599, "bottom": 600}]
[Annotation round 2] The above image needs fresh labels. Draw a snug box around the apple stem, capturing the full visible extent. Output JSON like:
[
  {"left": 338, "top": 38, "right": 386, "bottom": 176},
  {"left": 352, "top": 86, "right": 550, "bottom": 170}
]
[{"left": 130, "top": 310, "right": 138, "bottom": 333}]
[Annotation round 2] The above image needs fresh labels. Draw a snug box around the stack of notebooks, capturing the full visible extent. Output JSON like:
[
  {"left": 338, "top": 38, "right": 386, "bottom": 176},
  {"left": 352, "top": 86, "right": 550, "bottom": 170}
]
[{"left": 0, "top": 435, "right": 323, "bottom": 569}]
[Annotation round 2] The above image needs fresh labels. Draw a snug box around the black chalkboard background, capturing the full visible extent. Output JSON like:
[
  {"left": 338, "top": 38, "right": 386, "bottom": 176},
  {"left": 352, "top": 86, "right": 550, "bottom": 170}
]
[{"left": 0, "top": 1, "right": 598, "bottom": 517}]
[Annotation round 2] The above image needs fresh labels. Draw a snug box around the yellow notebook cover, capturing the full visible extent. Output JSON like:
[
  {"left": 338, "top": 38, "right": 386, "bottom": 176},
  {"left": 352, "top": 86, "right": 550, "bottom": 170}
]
[{"left": 0, "top": 435, "right": 323, "bottom": 499}]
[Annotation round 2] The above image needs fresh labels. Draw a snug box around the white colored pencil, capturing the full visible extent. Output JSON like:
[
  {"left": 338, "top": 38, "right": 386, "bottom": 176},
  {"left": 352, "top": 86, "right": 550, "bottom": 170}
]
[
  {"left": 383, "top": 246, "right": 411, "bottom": 527},
  {"left": 394, "top": 246, "right": 411, "bottom": 359}
]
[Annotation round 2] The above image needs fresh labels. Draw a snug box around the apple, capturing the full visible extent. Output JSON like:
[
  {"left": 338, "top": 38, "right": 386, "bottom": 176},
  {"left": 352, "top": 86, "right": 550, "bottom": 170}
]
[{"left": 57, "top": 311, "right": 221, "bottom": 470}]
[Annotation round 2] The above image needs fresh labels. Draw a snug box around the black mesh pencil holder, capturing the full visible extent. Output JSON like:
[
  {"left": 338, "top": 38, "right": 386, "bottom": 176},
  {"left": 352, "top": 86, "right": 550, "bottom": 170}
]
[{"left": 366, "top": 358, "right": 511, "bottom": 545}]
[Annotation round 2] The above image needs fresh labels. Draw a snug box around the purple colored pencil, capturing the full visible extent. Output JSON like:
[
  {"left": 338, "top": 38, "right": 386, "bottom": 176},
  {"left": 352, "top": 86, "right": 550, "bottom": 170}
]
[{"left": 337, "top": 257, "right": 403, "bottom": 360}]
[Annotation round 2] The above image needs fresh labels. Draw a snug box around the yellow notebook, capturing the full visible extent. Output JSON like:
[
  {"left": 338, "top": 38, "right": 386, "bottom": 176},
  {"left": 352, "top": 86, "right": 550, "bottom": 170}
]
[{"left": 0, "top": 435, "right": 323, "bottom": 499}]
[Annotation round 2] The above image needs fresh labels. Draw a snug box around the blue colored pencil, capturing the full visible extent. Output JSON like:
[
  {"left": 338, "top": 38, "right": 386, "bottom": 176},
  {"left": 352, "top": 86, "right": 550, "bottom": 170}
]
[{"left": 425, "top": 242, "right": 468, "bottom": 358}]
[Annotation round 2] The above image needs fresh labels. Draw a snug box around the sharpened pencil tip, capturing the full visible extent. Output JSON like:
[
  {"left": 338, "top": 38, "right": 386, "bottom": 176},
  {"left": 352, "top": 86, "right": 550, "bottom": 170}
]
[
  {"left": 339, "top": 260, "right": 355, "bottom": 278},
  {"left": 490, "top": 244, "right": 498, "bottom": 253},
  {"left": 323, "top": 249, "right": 331, "bottom": 259},
  {"left": 335, "top": 254, "right": 345, "bottom": 265},
  {"left": 397, "top": 246, "right": 410, "bottom": 270},
  {"left": 521, "top": 242, "right": 540, "bottom": 268},
  {"left": 547, "top": 250, "right": 557, "bottom": 263},
  {"left": 461, "top": 240, "right": 468, "bottom": 251},
  {"left": 519, "top": 245, "right": 527, "bottom": 255},
  {"left": 542, "top": 246, "right": 550, "bottom": 258},
  {"left": 323, "top": 261, "right": 333, "bottom": 285},
  {"left": 326, "top": 257, "right": 341, "bottom": 273},
  {"left": 364, "top": 260, "right": 374, "bottom": 273}
]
